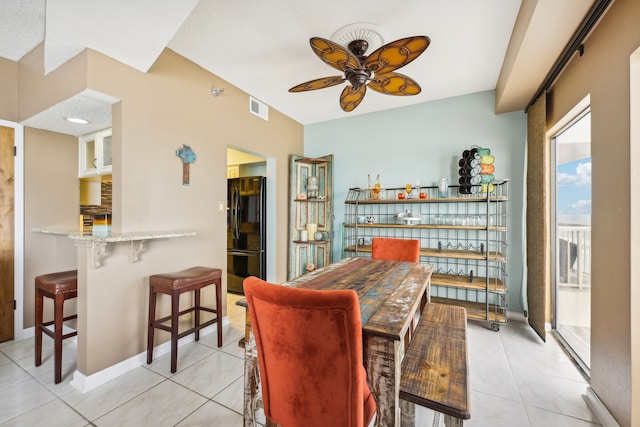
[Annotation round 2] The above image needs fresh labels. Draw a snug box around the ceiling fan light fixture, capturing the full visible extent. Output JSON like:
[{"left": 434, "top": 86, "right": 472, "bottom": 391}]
[{"left": 345, "top": 68, "right": 371, "bottom": 89}]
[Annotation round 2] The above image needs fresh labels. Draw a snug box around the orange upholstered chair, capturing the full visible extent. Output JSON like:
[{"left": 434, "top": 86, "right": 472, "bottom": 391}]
[
  {"left": 243, "top": 276, "right": 377, "bottom": 427},
  {"left": 371, "top": 237, "right": 420, "bottom": 262}
]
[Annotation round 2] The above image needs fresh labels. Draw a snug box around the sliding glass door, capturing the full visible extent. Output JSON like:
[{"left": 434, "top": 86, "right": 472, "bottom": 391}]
[{"left": 551, "top": 109, "right": 592, "bottom": 372}]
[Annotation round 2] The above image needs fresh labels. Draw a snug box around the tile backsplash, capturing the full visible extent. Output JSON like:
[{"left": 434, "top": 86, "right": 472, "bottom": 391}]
[{"left": 80, "top": 179, "right": 112, "bottom": 229}]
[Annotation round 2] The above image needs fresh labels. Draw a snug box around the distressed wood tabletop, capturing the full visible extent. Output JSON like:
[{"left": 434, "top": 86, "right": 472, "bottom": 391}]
[
  {"left": 282, "top": 257, "right": 433, "bottom": 341},
  {"left": 240, "top": 257, "right": 434, "bottom": 427}
]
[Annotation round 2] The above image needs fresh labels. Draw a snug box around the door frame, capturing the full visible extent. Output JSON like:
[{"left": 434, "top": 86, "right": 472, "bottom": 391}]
[
  {"left": 0, "top": 119, "right": 24, "bottom": 340},
  {"left": 547, "top": 98, "right": 591, "bottom": 375},
  {"left": 226, "top": 147, "right": 277, "bottom": 283}
]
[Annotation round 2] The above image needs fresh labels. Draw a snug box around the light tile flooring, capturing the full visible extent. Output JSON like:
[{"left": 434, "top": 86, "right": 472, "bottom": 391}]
[{"left": 0, "top": 293, "right": 601, "bottom": 426}]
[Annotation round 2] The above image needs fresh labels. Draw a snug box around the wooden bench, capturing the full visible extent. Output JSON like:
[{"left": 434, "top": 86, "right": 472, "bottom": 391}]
[{"left": 400, "top": 303, "right": 470, "bottom": 427}]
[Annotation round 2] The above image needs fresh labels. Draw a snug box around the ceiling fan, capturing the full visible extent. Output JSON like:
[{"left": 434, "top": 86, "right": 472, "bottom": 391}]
[{"left": 289, "top": 35, "right": 430, "bottom": 112}]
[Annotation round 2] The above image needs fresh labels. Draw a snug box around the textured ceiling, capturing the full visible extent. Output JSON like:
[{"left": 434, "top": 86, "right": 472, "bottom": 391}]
[
  {"left": 21, "top": 90, "right": 119, "bottom": 137},
  {"left": 44, "top": 0, "right": 199, "bottom": 74},
  {"left": 0, "top": 0, "right": 44, "bottom": 61},
  {"left": 0, "top": 0, "right": 595, "bottom": 136},
  {"left": 168, "top": 0, "right": 522, "bottom": 125}
]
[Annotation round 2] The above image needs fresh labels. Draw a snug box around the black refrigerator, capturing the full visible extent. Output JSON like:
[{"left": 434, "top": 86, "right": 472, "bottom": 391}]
[{"left": 227, "top": 176, "right": 266, "bottom": 294}]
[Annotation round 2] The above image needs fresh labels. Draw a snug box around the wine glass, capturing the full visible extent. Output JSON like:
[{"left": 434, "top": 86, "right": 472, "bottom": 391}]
[
  {"left": 372, "top": 182, "right": 381, "bottom": 200},
  {"left": 405, "top": 183, "right": 413, "bottom": 199}
]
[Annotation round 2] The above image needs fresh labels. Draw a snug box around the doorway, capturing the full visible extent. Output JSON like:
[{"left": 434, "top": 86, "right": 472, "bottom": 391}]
[
  {"left": 1, "top": 121, "right": 24, "bottom": 343},
  {"left": 551, "top": 109, "right": 592, "bottom": 373},
  {"left": 226, "top": 148, "right": 275, "bottom": 297},
  {"left": 0, "top": 125, "right": 15, "bottom": 342}
]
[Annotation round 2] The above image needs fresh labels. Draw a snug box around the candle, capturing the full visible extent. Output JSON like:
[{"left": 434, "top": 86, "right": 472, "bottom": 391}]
[{"left": 306, "top": 223, "right": 317, "bottom": 239}]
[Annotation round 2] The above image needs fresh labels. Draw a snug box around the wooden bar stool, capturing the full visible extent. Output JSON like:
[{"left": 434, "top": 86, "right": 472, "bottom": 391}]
[
  {"left": 147, "top": 266, "right": 223, "bottom": 373},
  {"left": 34, "top": 270, "right": 78, "bottom": 384}
]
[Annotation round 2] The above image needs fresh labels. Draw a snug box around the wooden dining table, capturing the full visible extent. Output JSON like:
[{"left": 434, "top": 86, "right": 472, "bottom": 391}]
[{"left": 238, "top": 257, "right": 434, "bottom": 427}]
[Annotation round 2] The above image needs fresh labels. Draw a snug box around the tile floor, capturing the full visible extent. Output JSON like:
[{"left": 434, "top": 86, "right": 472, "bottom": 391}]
[{"left": 0, "top": 293, "right": 601, "bottom": 426}]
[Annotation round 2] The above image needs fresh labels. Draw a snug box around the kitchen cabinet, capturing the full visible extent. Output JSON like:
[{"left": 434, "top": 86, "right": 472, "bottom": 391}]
[
  {"left": 288, "top": 155, "right": 333, "bottom": 279},
  {"left": 343, "top": 180, "right": 509, "bottom": 330},
  {"left": 79, "top": 128, "right": 112, "bottom": 177}
]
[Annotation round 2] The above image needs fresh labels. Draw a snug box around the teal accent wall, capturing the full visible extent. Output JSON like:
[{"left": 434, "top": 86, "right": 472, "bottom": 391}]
[{"left": 304, "top": 90, "right": 527, "bottom": 313}]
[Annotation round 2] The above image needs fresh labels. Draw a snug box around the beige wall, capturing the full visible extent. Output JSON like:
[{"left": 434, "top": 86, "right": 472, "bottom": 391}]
[
  {"left": 0, "top": 57, "right": 17, "bottom": 120},
  {"left": 10, "top": 45, "right": 303, "bottom": 375},
  {"left": 17, "top": 44, "right": 88, "bottom": 122},
  {"left": 23, "top": 128, "right": 79, "bottom": 326},
  {"left": 547, "top": 0, "right": 639, "bottom": 425}
]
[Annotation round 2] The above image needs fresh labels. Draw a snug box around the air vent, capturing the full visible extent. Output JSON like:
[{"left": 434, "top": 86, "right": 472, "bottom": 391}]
[{"left": 249, "top": 96, "right": 269, "bottom": 121}]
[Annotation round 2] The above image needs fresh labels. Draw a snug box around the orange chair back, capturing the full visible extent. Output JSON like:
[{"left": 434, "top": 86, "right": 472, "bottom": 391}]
[
  {"left": 244, "top": 276, "right": 376, "bottom": 427},
  {"left": 371, "top": 237, "right": 420, "bottom": 262}
]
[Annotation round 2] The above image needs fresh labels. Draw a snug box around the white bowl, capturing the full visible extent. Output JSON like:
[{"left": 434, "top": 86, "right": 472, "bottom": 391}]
[{"left": 395, "top": 212, "right": 421, "bottom": 225}]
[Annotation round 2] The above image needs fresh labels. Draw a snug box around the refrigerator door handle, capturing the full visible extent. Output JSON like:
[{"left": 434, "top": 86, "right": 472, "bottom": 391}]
[{"left": 232, "top": 184, "right": 241, "bottom": 239}]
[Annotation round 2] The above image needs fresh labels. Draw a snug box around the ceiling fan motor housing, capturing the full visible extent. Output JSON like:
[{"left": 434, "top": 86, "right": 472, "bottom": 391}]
[{"left": 348, "top": 39, "right": 369, "bottom": 57}]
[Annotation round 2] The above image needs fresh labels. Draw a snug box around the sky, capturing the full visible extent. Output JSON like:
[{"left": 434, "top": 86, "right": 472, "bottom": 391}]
[{"left": 556, "top": 157, "right": 591, "bottom": 216}]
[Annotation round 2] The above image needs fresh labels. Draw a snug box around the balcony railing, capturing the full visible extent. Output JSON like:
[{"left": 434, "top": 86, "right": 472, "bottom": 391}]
[{"left": 558, "top": 225, "right": 591, "bottom": 289}]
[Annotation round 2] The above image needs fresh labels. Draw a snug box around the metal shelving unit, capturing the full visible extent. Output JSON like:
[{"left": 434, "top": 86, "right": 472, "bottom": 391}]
[{"left": 343, "top": 180, "right": 509, "bottom": 330}]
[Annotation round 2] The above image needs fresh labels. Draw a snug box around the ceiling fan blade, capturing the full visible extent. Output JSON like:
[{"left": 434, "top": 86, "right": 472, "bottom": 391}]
[
  {"left": 289, "top": 76, "right": 346, "bottom": 92},
  {"left": 340, "top": 84, "right": 366, "bottom": 112},
  {"left": 310, "top": 37, "right": 361, "bottom": 72},
  {"left": 364, "top": 36, "right": 430, "bottom": 75},
  {"left": 368, "top": 72, "right": 422, "bottom": 96}
]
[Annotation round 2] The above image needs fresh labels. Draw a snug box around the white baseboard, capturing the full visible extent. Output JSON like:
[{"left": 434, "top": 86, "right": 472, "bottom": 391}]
[
  {"left": 70, "top": 316, "right": 230, "bottom": 393},
  {"left": 583, "top": 387, "right": 620, "bottom": 427},
  {"left": 69, "top": 352, "right": 147, "bottom": 393}
]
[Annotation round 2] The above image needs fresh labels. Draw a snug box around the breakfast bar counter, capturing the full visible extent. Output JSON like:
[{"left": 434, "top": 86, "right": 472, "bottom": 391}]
[
  {"left": 33, "top": 228, "right": 196, "bottom": 268},
  {"left": 33, "top": 227, "right": 200, "bottom": 392}
]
